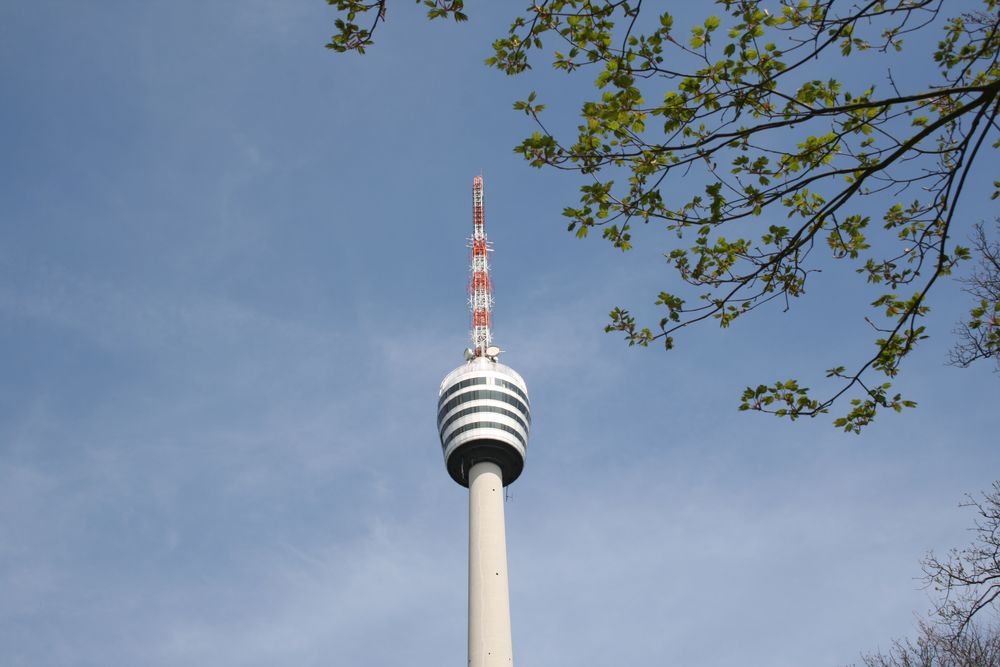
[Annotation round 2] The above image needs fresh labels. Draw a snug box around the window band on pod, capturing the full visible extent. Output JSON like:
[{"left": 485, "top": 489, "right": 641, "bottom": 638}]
[
  {"left": 494, "top": 378, "right": 529, "bottom": 404},
  {"left": 442, "top": 420, "right": 527, "bottom": 449},
  {"left": 438, "top": 404, "right": 529, "bottom": 438},
  {"left": 438, "top": 376, "right": 490, "bottom": 407},
  {"left": 437, "top": 389, "right": 530, "bottom": 425}
]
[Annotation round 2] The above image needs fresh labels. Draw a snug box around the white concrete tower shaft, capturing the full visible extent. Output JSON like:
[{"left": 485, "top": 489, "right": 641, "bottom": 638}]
[{"left": 468, "top": 461, "right": 513, "bottom": 667}]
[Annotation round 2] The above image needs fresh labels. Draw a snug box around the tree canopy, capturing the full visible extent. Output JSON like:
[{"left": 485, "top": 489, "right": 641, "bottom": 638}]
[
  {"left": 949, "top": 219, "right": 1000, "bottom": 371},
  {"left": 857, "top": 482, "right": 1000, "bottom": 665},
  {"left": 327, "top": 0, "right": 999, "bottom": 432},
  {"left": 923, "top": 481, "right": 1000, "bottom": 640}
]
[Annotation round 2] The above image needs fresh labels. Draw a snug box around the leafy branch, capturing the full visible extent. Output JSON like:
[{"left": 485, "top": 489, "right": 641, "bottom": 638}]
[
  {"left": 325, "top": 0, "right": 467, "bottom": 53},
  {"left": 491, "top": 0, "right": 999, "bottom": 431}
]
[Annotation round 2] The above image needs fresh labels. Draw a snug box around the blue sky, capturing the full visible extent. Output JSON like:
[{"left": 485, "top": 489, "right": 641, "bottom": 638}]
[{"left": 1, "top": 2, "right": 997, "bottom": 665}]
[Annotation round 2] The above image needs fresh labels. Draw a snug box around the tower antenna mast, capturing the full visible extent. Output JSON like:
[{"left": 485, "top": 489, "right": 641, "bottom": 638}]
[{"left": 470, "top": 176, "right": 494, "bottom": 357}]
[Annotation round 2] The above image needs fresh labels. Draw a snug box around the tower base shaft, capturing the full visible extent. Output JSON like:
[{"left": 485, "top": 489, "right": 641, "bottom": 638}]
[{"left": 468, "top": 461, "right": 513, "bottom": 667}]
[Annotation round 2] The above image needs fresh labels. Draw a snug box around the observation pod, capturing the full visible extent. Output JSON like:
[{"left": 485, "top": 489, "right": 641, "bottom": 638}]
[{"left": 437, "top": 356, "right": 531, "bottom": 487}]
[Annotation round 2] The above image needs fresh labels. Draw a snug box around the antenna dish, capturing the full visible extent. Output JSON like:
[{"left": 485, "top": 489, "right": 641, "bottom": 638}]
[
  {"left": 485, "top": 346, "right": 501, "bottom": 360},
  {"left": 464, "top": 348, "right": 476, "bottom": 361}
]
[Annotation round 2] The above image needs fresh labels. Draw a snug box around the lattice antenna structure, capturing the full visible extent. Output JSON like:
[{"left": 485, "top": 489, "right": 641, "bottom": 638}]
[{"left": 469, "top": 176, "right": 495, "bottom": 357}]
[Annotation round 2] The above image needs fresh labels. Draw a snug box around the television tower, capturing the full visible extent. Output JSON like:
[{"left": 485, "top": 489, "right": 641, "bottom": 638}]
[{"left": 437, "top": 176, "right": 531, "bottom": 667}]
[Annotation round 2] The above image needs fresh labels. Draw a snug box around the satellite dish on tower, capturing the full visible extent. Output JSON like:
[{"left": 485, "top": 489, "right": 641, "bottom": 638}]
[{"left": 485, "top": 346, "right": 501, "bottom": 360}]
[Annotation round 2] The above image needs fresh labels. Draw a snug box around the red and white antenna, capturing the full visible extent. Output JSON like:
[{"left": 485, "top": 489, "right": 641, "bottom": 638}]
[{"left": 469, "top": 176, "right": 496, "bottom": 358}]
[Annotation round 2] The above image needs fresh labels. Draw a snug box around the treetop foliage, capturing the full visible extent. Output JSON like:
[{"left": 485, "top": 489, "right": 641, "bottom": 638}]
[
  {"left": 923, "top": 481, "right": 1000, "bottom": 640},
  {"left": 858, "top": 481, "right": 1000, "bottom": 665}
]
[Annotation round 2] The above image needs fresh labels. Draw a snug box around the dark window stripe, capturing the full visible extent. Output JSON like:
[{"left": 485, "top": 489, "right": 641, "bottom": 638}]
[
  {"left": 438, "top": 376, "right": 490, "bottom": 407},
  {"left": 495, "top": 378, "right": 529, "bottom": 404},
  {"left": 442, "top": 420, "right": 526, "bottom": 450},
  {"left": 438, "top": 404, "right": 529, "bottom": 438},
  {"left": 437, "top": 389, "right": 530, "bottom": 425}
]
